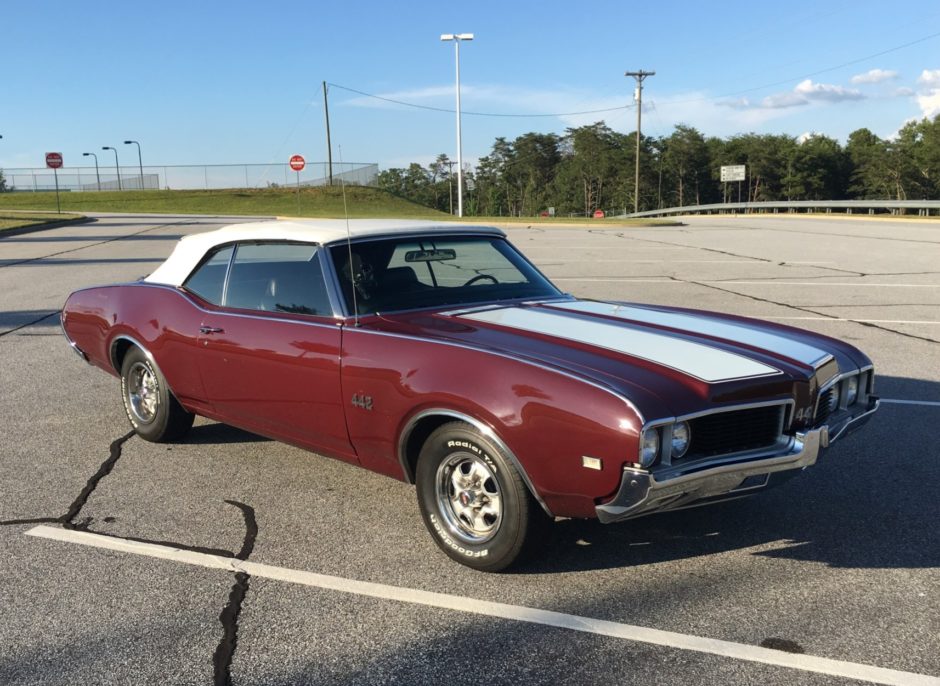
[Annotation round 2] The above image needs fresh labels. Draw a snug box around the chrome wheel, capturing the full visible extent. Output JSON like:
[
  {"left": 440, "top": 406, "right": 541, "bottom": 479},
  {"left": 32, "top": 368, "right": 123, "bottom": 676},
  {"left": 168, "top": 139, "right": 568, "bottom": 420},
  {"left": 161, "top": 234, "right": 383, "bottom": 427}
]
[
  {"left": 126, "top": 361, "right": 159, "bottom": 424},
  {"left": 435, "top": 452, "right": 502, "bottom": 544}
]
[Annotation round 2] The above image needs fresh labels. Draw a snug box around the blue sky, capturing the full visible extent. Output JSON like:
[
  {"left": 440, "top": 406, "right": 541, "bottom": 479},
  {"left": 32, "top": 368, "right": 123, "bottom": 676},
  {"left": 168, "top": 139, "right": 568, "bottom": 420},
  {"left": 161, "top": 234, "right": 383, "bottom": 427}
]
[{"left": 3, "top": 1, "right": 940, "bottom": 172}]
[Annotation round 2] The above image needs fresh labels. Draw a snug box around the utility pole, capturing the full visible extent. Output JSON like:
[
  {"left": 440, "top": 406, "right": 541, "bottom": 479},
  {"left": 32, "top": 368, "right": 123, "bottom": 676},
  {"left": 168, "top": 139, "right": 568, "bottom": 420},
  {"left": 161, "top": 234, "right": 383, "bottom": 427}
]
[
  {"left": 625, "top": 70, "right": 654, "bottom": 215},
  {"left": 322, "top": 81, "right": 333, "bottom": 186},
  {"left": 446, "top": 159, "right": 455, "bottom": 214}
]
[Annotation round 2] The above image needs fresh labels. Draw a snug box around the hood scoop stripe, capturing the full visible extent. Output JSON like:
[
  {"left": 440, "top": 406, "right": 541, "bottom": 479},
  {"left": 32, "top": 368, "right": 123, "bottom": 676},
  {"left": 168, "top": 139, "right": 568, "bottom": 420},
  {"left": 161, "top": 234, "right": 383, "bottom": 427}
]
[
  {"left": 554, "top": 301, "right": 831, "bottom": 369},
  {"left": 460, "top": 306, "right": 780, "bottom": 384}
]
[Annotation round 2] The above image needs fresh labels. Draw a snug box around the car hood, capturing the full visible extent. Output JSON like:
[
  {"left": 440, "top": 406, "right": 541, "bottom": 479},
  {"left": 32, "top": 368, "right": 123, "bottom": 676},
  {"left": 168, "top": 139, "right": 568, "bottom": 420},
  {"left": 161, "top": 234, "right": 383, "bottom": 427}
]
[{"left": 377, "top": 299, "right": 869, "bottom": 420}]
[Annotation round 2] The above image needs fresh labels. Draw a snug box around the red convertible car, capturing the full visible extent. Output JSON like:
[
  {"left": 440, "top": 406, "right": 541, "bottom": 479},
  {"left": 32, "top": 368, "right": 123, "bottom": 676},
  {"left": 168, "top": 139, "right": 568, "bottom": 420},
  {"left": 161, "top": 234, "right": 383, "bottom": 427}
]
[{"left": 62, "top": 219, "right": 879, "bottom": 570}]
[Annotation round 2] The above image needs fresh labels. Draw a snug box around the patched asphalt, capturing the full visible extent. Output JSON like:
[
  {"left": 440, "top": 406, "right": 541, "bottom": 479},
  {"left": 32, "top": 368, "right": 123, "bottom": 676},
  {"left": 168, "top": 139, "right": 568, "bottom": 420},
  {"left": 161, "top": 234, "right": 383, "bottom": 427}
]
[{"left": 0, "top": 213, "right": 937, "bottom": 685}]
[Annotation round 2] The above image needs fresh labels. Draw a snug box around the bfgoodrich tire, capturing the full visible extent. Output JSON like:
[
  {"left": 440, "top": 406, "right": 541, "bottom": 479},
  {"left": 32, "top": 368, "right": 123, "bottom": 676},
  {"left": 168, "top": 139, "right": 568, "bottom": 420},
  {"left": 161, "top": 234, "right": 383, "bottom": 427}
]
[
  {"left": 415, "top": 421, "right": 546, "bottom": 572},
  {"left": 120, "top": 346, "right": 194, "bottom": 442}
]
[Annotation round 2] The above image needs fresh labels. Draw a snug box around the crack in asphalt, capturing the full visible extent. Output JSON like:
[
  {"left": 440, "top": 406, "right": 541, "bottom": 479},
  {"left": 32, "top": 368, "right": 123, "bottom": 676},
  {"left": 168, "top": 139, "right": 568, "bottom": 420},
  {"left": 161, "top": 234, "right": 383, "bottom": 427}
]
[
  {"left": 595, "top": 230, "right": 871, "bottom": 278},
  {"left": 673, "top": 276, "right": 940, "bottom": 345},
  {"left": 0, "top": 310, "right": 62, "bottom": 338},
  {"left": 0, "top": 219, "right": 194, "bottom": 270},
  {"left": 592, "top": 229, "right": 940, "bottom": 344},
  {"left": 1, "top": 430, "right": 259, "bottom": 686},
  {"left": 213, "top": 500, "right": 257, "bottom": 686},
  {"left": 807, "top": 302, "right": 940, "bottom": 309},
  {"left": 743, "top": 225, "right": 940, "bottom": 247},
  {"left": 0, "top": 431, "right": 135, "bottom": 527},
  {"left": 61, "top": 432, "right": 137, "bottom": 528}
]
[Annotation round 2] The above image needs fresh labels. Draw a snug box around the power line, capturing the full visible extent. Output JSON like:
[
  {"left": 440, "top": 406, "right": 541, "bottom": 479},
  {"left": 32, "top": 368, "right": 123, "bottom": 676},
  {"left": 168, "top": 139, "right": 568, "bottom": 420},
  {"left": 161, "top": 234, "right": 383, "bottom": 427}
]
[
  {"left": 666, "top": 28, "right": 940, "bottom": 106},
  {"left": 326, "top": 82, "right": 635, "bottom": 118}
]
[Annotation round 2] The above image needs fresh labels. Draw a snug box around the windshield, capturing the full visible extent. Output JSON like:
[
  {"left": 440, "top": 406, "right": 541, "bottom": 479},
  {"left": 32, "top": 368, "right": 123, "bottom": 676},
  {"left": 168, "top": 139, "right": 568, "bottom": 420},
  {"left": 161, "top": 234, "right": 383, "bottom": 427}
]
[{"left": 329, "top": 235, "right": 561, "bottom": 315}]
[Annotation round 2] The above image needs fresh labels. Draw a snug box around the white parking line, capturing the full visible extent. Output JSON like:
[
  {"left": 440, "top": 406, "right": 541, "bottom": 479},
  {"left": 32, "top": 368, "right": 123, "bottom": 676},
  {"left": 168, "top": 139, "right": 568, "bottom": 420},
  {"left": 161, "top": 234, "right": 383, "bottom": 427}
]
[
  {"left": 716, "top": 281, "right": 939, "bottom": 288},
  {"left": 879, "top": 399, "right": 940, "bottom": 407},
  {"left": 551, "top": 278, "right": 939, "bottom": 288},
  {"left": 25, "top": 525, "right": 939, "bottom": 686},
  {"left": 764, "top": 316, "right": 940, "bottom": 325}
]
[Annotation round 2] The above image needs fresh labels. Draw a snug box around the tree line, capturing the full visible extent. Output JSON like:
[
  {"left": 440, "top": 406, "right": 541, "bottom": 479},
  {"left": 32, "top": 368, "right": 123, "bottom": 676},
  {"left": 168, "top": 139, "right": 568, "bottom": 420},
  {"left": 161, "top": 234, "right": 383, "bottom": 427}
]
[{"left": 377, "top": 114, "right": 940, "bottom": 216}]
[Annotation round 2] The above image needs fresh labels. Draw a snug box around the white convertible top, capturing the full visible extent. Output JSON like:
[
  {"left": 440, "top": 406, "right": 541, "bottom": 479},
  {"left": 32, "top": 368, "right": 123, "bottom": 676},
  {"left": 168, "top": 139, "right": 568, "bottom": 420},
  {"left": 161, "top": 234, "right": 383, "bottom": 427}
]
[{"left": 145, "top": 219, "right": 504, "bottom": 287}]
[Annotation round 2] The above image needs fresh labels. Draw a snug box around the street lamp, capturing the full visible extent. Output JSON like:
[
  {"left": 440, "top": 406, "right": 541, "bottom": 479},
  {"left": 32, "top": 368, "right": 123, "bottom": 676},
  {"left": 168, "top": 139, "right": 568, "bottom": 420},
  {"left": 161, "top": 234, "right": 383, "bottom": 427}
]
[
  {"left": 440, "top": 32, "right": 473, "bottom": 217},
  {"left": 82, "top": 152, "right": 101, "bottom": 191},
  {"left": 102, "top": 146, "right": 122, "bottom": 191},
  {"left": 124, "top": 140, "right": 143, "bottom": 190}
]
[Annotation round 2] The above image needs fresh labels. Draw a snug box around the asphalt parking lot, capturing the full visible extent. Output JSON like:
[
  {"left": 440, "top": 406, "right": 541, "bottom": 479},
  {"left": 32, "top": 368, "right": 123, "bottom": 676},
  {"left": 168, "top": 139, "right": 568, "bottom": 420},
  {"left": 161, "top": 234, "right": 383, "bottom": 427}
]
[{"left": 0, "top": 212, "right": 937, "bottom": 685}]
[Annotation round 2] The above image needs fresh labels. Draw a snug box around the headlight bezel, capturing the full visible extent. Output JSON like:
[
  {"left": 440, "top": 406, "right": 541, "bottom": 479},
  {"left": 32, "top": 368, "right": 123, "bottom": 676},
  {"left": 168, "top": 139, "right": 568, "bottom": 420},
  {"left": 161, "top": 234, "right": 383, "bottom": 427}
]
[
  {"left": 639, "top": 428, "right": 660, "bottom": 467},
  {"left": 844, "top": 375, "right": 859, "bottom": 406},
  {"left": 671, "top": 421, "right": 691, "bottom": 459}
]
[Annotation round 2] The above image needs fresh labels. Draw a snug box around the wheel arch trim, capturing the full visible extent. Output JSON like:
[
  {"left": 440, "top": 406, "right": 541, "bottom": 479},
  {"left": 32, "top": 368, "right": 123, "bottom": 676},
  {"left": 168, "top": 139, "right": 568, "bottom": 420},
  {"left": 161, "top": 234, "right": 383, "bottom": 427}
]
[
  {"left": 109, "top": 334, "right": 156, "bottom": 373},
  {"left": 397, "top": 408, "right": 554, "bottom": 518}
]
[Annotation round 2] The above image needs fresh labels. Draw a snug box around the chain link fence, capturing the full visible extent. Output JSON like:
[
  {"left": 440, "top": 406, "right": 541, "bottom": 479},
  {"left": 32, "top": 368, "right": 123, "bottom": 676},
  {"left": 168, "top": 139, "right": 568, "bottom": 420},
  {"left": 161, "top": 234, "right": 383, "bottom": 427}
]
[{"left": 0, "top": 162, "right": 378, "bottom": 192}]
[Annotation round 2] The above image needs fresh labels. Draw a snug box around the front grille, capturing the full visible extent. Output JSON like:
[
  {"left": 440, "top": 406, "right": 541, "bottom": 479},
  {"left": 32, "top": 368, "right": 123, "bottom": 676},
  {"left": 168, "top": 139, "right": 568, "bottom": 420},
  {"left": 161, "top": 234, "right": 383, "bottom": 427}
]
[
  {"left": 687, "top": 405, "right": 784, "bottom": 458},
  {"left": 815, "top": 387, "right": 836, "bottom": 424}
]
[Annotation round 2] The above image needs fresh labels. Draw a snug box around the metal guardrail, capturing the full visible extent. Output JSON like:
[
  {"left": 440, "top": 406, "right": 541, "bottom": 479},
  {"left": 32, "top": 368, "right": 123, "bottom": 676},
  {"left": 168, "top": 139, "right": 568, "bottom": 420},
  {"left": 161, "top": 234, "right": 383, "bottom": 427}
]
[{"left": 624, "top": 200, "right": 940, "bottom": 218}]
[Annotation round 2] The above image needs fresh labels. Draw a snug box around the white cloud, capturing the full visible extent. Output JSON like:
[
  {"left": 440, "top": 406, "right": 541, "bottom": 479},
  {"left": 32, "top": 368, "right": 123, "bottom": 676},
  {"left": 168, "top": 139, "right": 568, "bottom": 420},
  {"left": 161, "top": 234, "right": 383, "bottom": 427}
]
[
  {"left": 754, "top": 79, "right": 864, "bottom": 110},
  {"left": 894, "top": 86, "right": 915, "bottom": 97},
  {"left": 761, "top": 92, "right": 809, "bottom": 109},
  {"left": 717, "top": 97, "right": 751, "bottom": 110},
  {"left": 916, "top": 91, "right": 940, "bottom": 119},
  {"left": 793, "top": 79, "right": 865, "bottom": 102},
  {"left": 850, "top": 69, "right": 899, "bottom": 84},
  {"left": 917, "top": 69, "right": 940, "bottom": 87},
  {"left": 913, "top": 69, "right": 940, "bottom": 118}
]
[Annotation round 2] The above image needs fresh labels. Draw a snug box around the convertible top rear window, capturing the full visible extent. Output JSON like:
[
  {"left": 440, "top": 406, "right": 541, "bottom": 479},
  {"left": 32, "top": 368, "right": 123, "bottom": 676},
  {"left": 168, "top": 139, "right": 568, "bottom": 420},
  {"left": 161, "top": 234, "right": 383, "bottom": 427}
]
[{"left": 329, "top": 236, "right": 560, "bottom": 314}]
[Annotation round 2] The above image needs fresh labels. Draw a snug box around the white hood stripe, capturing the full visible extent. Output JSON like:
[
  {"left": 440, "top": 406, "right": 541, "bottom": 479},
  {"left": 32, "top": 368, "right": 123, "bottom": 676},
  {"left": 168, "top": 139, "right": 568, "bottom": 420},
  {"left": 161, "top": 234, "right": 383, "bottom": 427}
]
[
  {"left": 555, "top": 301, "right": 831, "bottom": 369},
  {"left": 460, "top": 307, "right": 780, "bottom": 384}
]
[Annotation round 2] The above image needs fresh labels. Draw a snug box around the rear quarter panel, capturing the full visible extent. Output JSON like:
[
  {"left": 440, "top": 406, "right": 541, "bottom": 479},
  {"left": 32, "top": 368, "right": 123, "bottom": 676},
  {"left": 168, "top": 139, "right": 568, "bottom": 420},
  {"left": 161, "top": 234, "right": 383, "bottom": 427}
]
[{"left": 63, "top": 284, "right": 207, "bottom": 405}]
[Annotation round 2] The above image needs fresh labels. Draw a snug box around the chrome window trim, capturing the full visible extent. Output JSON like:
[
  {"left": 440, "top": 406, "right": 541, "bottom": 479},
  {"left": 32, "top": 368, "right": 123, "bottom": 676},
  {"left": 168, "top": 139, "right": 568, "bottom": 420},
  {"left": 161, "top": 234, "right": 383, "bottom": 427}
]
[
  {"left": 397, "top": 408, "right": 553, "bottom": 517},
  {"left": 317, "top": 245, "right": 348, "bottom": 318},
  {"left": 321, "top": 229, "right": 505, "bottom": 248},
  {"left": 179, "top": 239, "right": 345, "bottom": 318},
  {"left": 322, "top": 233, "right": 564, "bottom": 319},
  {"left": 127, "top": 282, "right": 344, "bottom": 330}
]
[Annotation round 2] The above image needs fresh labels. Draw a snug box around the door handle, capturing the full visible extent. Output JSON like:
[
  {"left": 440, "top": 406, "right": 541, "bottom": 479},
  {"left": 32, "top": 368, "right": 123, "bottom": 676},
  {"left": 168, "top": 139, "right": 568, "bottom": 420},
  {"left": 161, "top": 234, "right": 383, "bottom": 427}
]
[{"left": 199, "top": 326, "right": 224, "bottom": 334}]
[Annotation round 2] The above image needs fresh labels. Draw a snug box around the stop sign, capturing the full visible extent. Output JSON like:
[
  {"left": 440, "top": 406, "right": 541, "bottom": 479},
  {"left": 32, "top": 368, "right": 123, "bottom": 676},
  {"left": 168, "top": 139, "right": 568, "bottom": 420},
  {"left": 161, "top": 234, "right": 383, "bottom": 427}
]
[
  {"left": 46, "top": 152, "right": 63, "bottom": 169},
  {"left": 593, "top": 209, "right": 605, "bottom": 218},
  {"left": 289, "top": 154, "right": 305, "bottom": 171}
]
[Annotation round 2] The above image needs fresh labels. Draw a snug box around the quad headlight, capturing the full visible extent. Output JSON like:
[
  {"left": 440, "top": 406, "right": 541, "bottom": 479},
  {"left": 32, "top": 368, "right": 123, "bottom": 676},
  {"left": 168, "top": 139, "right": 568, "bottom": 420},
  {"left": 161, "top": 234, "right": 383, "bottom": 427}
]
[
  {"left": 671, "top": 421, "right": 691, "bottom": 458},
  {"left": 845, "top": 376, "right": 859, "bottom": 406},
  {"left": 639, "top": 429, "right": 660, "bottom": 467}
]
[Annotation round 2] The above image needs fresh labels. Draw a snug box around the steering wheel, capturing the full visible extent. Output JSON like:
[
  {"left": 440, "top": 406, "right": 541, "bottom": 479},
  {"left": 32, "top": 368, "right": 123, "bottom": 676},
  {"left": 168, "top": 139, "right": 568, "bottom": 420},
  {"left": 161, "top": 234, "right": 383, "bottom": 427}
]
[{"left": 462, "top": 274, "right": 498, "bottom": 287}]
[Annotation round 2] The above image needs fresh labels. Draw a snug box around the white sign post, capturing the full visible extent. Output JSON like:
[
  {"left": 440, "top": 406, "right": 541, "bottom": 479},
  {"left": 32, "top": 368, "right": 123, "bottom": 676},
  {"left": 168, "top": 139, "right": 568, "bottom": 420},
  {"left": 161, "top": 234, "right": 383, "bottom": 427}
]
[
  {"left": 720, "top": 165, "right": 746, "bottom": 203},
  {"left": 720, "top": 165, "right": 746, "bottom": 182}
]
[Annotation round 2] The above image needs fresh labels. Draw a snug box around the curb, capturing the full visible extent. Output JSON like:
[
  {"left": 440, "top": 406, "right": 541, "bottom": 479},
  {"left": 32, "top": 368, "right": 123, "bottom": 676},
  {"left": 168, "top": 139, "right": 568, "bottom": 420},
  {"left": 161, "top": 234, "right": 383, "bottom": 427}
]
[{"left": 0, "top": 216, "right": 97, "bottom": 238}]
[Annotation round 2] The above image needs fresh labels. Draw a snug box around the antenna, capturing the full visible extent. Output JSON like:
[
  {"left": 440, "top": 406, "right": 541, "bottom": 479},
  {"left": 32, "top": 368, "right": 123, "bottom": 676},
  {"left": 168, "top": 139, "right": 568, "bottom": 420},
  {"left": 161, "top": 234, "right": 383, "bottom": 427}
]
[{"left": 338, "top": 145, "right": 359, "bottom": 327}]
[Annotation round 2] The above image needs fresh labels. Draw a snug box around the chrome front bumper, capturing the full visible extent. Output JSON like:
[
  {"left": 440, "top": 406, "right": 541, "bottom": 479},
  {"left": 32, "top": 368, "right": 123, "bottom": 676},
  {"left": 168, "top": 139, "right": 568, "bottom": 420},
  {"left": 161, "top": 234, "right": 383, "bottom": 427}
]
[{"left": 596, "top": 396, "right": 879, "bottom": 523}]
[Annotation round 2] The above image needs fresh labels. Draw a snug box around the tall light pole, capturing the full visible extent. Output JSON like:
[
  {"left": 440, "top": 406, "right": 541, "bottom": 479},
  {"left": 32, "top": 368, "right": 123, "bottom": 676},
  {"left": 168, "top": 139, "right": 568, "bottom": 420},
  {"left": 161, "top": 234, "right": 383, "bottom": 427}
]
[
  {"left": 124, "top": 140, "right": 143, "bottom": 190},
  {"left": 441, "top": 32, "right": 473, "bottom": 217},
  {"left": 625, "top": 70, "right": 654, "bottom": 215},
  {"left": 82, "top": 152, "right": 101, "bottom": 191},
  {"left": 102, "top": 146, "right": 122, "bottom": 191}
]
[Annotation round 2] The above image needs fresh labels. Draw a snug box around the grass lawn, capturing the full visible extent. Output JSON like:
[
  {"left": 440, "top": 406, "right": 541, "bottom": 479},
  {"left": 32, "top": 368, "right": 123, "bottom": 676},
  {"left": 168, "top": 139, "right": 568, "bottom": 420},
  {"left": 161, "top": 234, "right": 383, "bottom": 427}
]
[
  {"left": 0, "top": 211, "right": 85, "bottom": 232},
  {"left": 0, "top": 186, "right": 447, "bottom": 219},
  {"left": 0, "top": 186, "right": 675, "bottom": 226}
]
